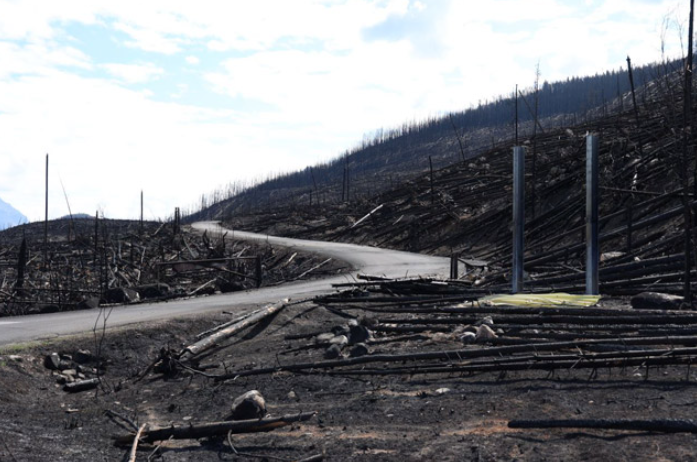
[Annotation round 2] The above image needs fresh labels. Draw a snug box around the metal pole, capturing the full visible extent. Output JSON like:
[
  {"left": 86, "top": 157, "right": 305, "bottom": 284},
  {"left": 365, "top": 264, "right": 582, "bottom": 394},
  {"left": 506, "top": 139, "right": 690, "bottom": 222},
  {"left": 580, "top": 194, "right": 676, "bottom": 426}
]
[
  {"left": 140, "top": 190, "right": 144, "bottom": 235},
  {"left": 684, "top": 0, "right": 694, "bottom": 303},
  {"left": 586, "top": 135, "right": 599, "bottom": 295},
  {"left": 44, "top": 154, "right": 49, "bottom": 258},
  {"left": 450, "top": 253, "right": 458, "bottom": 280},
  {"left": 512, "top": 146, "right": 525, "bottom": 293}
]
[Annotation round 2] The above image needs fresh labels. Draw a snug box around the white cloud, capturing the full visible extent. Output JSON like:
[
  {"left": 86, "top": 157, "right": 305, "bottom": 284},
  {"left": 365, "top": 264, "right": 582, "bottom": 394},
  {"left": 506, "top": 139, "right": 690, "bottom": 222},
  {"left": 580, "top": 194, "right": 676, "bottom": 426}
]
[
  {"left": 0, "top": 0, "right": 690, "bottom": 222},
  {"left": 101, "top": 62, "right": 164, "bottom": 84},
  {"left": 170, "top": 83, "right": 188, "bottom": 98},
  {"left": 114, "top": 22, "right": 183, "bottom": 54}
]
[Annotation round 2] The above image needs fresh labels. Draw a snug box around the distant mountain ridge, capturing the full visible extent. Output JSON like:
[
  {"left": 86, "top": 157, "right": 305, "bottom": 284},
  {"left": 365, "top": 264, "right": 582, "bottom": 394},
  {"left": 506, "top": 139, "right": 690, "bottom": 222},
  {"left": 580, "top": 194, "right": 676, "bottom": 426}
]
[{"left": 0, "top": 197, "right": 27, "bottom": 230}]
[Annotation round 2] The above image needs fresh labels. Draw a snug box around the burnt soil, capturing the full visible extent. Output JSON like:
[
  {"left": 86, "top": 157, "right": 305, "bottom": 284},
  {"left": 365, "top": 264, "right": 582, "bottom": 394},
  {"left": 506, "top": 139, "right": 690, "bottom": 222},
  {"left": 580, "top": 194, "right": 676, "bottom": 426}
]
[{"left": 2, "top": 296, "right": 697, "bottom": 461}]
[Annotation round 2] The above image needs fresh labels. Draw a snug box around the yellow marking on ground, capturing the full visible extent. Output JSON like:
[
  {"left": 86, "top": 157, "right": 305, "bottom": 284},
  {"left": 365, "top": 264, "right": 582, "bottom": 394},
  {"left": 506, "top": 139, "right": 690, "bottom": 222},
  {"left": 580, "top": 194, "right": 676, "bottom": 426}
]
[{"left": 479, "top": 293, "right": 601, "bottom": 307}]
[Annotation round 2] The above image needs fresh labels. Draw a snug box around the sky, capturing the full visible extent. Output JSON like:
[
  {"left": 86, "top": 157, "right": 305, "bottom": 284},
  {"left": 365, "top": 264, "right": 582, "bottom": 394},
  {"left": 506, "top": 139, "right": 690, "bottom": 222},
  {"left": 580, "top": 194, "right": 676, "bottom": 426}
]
[{"left": 0, "top": 0, "right": 690, "bottom": 222}]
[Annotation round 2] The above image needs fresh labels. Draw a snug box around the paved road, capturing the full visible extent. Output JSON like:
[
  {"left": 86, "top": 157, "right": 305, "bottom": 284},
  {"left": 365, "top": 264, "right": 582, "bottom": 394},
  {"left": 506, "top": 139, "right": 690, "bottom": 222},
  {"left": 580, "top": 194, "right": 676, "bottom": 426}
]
[{"left": 0, "top": 222, "right": 448, "bottom": 347}]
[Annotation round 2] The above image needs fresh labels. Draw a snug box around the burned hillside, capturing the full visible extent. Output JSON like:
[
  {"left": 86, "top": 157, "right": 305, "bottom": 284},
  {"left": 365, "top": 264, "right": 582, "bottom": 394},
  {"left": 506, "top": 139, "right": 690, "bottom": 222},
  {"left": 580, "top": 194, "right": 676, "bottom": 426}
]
[{"left": 223, "top": 67, "right": 697, "bottom": 296}]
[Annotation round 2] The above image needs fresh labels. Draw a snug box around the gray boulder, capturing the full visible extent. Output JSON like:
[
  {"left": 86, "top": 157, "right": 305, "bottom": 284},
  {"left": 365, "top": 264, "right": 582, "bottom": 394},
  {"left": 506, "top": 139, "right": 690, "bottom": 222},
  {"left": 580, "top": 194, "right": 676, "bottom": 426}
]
[
  {"left": 228, "top": 390, "right": 267, "bottom": 421},
  {"left": 631, "top": 292, "right": 685, "bottom": 310}
]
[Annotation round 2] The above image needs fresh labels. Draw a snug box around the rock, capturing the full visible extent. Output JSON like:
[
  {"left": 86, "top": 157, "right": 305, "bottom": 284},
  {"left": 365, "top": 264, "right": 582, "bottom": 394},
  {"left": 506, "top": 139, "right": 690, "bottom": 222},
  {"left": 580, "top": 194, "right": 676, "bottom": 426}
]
[
  {"left": 77, "top": 365, "right": 98, "bottom": 375},
  {"left": 287, "top": 390, "right": 299, "bottom": 401},
  {"left": 475, "top": 324, "right": 498, "bottom": 342},
  {"left": 136, "top": 283, "right": 172, "bottom": 299},
  {"left": 315, "top": 333, "right": 335, "bottom": 344},
  {"left": 197, "top": 285, "right": 217, "bottom": 295},
  {"left": 62, "top": 369, "right": 77, "bottom": 377},
  {"left": 478, "top": 316, "right": 494, "bottom": 326},
  {"left": 349, "top": 325, "right": 371, "bottom": 344},
  {"left": 601, "top": 251, "right": 625, "bottom": 262},
  {"left": 434, "top": 388, "right": 451, "bottom": 395},
  {"left": 44, "top": 353, "right": 61, "bottom": 370},
  {"left": 229, "top": 390, "right": 267, "bottom": 421},
  {"left": 217, "top": 281, "right": 244, "bottom": 294},
  {"left": 460, "top": 332, "right": 476, "bottom": 344},
  {"left": 329, "top": 335, "right": 349, "bottom": 347},
  {"left": 58, "top": 360, "right": 73, "bottom": 370},
  {"left": 39, "top": 304, "right": 60, "bottom": 314},
  {"left": 349, "top": 343, "right": 369, "bottom": 358},
  {"left": 631, "top": 292, "right": 684, "bottom": 310},
  {"left": 359, "top": 316, "right": 378, "bottom": 328},
  {"left": 331, "top": 325, "right": 350, "bottom": 336},
  {"left": 73, "top": 349, "right": 93, "bottom": 364},
  {"left": 429, "top": 332, "right": 451, "bottom": 343},
  {"left": 77, "top": 297, "right": 100, "bottom": 310},
  {"left": 324, "top": 344, "right": 343, "bottom": 359},
  {"left": 102, "top": 287, "right": 140, "bottom": 304}
]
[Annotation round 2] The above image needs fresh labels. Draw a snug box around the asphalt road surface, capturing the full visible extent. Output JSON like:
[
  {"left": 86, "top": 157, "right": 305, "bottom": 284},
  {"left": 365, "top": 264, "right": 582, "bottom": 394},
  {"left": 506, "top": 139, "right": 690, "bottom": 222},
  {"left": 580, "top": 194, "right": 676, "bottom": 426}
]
[{"left": 0, "top": 221, "right": 448, "bottom": 347}]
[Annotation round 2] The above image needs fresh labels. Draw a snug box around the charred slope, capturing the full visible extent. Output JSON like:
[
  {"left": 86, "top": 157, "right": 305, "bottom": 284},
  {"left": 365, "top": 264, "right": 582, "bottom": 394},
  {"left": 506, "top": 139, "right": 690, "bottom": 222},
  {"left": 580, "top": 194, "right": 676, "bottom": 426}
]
[
  {"left": 224, "top": 65, "right": 697, "bottom": 296},
  {"left": 190, "top": 58, "right": 677, "bottom": 221}
]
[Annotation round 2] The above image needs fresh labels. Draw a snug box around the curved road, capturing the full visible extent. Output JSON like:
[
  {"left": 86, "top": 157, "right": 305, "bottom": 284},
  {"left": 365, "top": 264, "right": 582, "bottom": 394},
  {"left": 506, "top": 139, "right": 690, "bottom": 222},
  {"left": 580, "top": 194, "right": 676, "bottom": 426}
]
[{"left": 0, "top": 222, "right": 448, "bottom": 347}]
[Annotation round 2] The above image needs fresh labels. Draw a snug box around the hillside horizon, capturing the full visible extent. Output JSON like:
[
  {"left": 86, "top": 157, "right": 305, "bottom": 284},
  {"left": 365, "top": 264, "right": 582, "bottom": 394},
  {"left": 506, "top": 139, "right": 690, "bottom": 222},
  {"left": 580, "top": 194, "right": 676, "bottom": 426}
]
[{"left": 186, "top": 56, "right": 680, "bottom": 222}]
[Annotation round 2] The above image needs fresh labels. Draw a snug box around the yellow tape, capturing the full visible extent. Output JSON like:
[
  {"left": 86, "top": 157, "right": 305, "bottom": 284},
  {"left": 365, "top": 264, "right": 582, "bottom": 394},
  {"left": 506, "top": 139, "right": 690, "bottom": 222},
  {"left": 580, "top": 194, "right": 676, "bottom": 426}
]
[{"left": 479, "top": 293, "right": 601, "bottom": 307}]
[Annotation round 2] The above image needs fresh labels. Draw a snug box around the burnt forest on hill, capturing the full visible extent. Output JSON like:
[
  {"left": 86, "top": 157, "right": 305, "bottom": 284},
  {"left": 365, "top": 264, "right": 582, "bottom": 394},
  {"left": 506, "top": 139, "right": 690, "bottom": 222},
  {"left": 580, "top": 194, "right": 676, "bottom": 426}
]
[
  {"left": 190, "top": 57, "right": 680, "bottom": 218},
  {"left": 211, "top": 57, "right": 697, "bottom": 298}
]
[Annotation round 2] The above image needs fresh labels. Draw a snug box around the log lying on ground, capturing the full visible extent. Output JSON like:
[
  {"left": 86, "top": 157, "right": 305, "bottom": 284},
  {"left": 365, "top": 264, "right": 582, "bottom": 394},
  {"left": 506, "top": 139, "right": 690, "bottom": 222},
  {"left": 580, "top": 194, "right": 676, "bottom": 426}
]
[
  {"left": 291, "top": 258, "right": 332, "bottom": 281},
  {"left": 508, "top": 419, "right": 697, "bottom": 433},
  {"left": 181, "top": 299, "right": 289, "bottom": 357},
  {"left": 195, "top": 308, "right": 264, "bottom": 339},
  {"left": 64, "top": 378, "right": 100, "bottom": 393},
  {"left": 327, "top": 353, "right": 697, "bottom": 376},
  {"left": 213, "top": 335, "right": 697, "bottom": 380},
  {"left": 351, "top": 203, "right": 384, "bottom": 229},
  {"left": 113, "top": 411, "right": 316, "bottom": 446}
]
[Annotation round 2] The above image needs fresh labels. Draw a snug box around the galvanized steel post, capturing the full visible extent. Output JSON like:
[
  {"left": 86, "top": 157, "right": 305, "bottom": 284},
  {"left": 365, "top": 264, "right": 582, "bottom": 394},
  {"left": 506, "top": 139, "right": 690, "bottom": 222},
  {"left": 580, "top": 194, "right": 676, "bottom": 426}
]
[
  {"left": 512, "top": 146, "right": 525, "bottom": 293},
  {"left": 586, "top": 135, "right": 599, "bottom": 295}
]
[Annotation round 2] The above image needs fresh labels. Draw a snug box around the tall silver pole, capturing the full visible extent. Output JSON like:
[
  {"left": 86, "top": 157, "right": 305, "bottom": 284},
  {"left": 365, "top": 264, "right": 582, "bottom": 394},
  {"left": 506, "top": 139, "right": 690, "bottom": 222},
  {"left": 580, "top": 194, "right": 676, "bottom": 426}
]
[
  {"left": 44, "top": 153, "right": 49, "bottom": 255},
  {"left": 586, "top": 135, "right": 599, "bottom": 295},
  {"left": 512, "top": 146, "right": 525, "bottom": 293}
]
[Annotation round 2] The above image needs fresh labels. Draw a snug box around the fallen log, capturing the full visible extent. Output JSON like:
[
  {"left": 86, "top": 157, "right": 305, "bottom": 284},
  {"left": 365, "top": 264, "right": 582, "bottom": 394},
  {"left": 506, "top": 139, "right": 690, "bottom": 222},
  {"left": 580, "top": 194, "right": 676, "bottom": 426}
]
[
  {"left": 64, "top": 378, "right": 100, "bottom": 393},
  {"left": 351, "top": 204, "right": 384, "bottom": 229},
  {"left": 291, "top": 258, "right": 332, "bottom": 281},
  {"left": 376, "top": 313, "right": 697, "bottom": 326},
  {"left": 188, "top": 278, "right": 218, "bottom": 296},
  {"left": 128, "top": 424, "right": 147, "bottom": 462},
  {"left": 296, "top": 454, "right": 324, "bottom": 462},
  {"left": 508, "top": 419, "right": 697, "bottom": 433},
  {"left": 195, "top": 308, "right": 264, "bottom": 339},
  {"left": 181, "top": 299, "right": 289, "bottom": 357},
  {"left": 113, "top": 412, "right": 316, "bottom": 446},
  {"left": 326, "top": 354, "right": 697, "bottom": 376},
  {"left": 213, "top": 335, "right": 697, "bottom": 380},
  {"left": 326, "top": 301, "right": 683, "bottom": 317}
]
